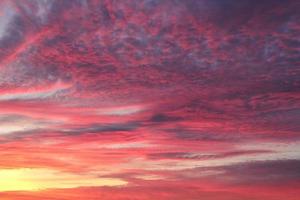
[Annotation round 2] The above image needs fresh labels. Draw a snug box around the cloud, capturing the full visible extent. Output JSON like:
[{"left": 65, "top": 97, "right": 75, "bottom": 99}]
[
  {"left": 147, "top": 150, "right": 272, "bottom": 160},
  {"left": 0, "top": 81, "right": 71, "bottom": 101},
  {"left": 0, "top": 114, "right": 53, "bottom": 135},
  {"left": 219, "top": 159, "right": 300, "bottom": 185},
  {"left": 149, "top": 113, "right": 183, "bottom": 123},
  {"left": 0, "top": 0, "right": 299, "bottom": 199},
  {"left": 61, "top": 122, "right": 140, "bottom": 135},
  {"left": 0, "top": 2, "right": 16, "bottom": 40},
  {"left": 98, "top": 105, "right": 145, "bottom": 116}
]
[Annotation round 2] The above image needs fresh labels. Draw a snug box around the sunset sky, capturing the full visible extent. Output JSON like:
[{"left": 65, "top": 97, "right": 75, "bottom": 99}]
[{"left": 0, "top": 0, "right": 299, "bottom": 199}]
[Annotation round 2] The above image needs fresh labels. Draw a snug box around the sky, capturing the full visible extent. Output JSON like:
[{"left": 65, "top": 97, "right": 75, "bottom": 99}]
[{"left": 0, "top": 0, "right": 299, "bottom": 199}]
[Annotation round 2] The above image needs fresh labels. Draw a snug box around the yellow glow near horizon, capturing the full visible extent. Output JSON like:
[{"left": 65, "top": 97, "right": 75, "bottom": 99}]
[{"left": 0, "top": 168, "right": 127, "bottom": 192}]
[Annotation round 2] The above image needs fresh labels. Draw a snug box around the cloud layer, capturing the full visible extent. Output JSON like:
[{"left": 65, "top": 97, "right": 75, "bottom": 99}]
[{"left": 0, "top": 0, "right": 299, "bottom": 199}]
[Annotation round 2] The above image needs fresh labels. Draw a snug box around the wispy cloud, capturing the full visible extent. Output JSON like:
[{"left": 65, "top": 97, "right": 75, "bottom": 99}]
[{"left": 0, "top": 0, "right": 299, "bottom": 199}]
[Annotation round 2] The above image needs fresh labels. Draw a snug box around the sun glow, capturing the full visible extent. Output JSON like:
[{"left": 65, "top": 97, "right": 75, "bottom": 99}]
[{"left": 0, "top": 168, "right": 127, "bottom": 192}]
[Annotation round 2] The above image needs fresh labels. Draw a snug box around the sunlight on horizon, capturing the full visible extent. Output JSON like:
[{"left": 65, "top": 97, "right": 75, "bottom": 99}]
[{"left": 0, "top": 168, "right": 126, "bottom": 192}]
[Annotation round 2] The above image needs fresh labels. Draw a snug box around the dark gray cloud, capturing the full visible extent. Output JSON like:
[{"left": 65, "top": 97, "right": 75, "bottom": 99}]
[
  {"left": 149, "top": 113, "right": 183, "bottom": 123},
  {"left": 61, "top": 122, "right": 140, "bottom": 135},
  {"left": 147, "top": 150, "right": 272, "bottom": 160},
  {"left": 220, "top": 159, "right": 300, "bottom": 185}
]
